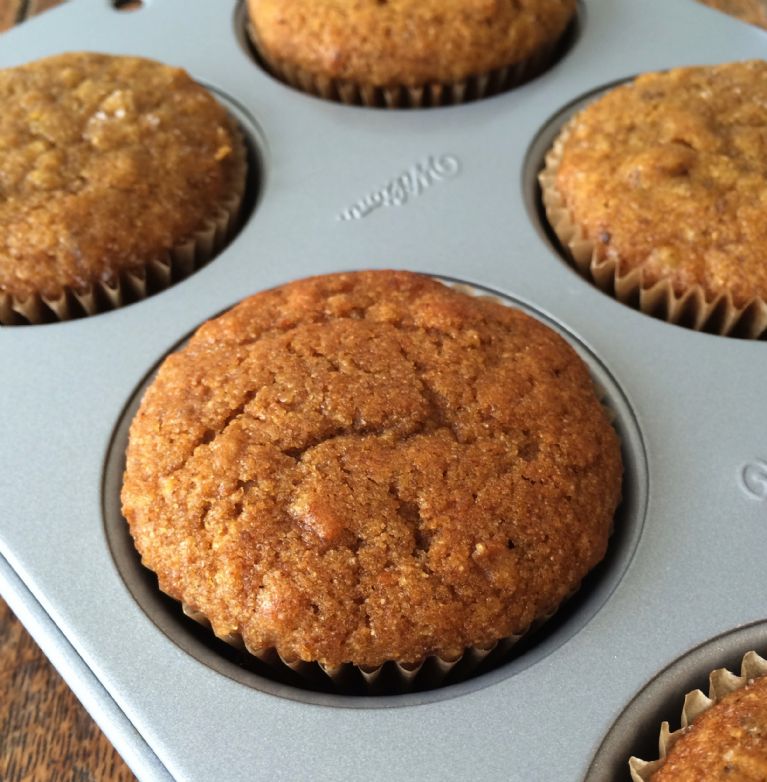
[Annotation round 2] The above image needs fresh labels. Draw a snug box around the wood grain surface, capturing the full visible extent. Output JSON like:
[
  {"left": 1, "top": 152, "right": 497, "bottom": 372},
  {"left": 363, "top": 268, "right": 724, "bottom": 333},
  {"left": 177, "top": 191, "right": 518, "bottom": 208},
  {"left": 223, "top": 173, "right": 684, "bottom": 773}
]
[
  {"left": 0, "top": 600, "right": 136, "bottom": 782},
  {"left": 0, "top": 0, "right": 763, "bottom": 780}
]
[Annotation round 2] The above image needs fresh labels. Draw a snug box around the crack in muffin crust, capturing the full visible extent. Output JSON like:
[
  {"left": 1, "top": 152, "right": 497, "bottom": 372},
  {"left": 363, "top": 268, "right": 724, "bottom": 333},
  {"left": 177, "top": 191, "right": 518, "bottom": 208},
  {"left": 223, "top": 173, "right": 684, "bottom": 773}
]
[{"left": 122, "top": 271, "right": 622, "bottom": 668}]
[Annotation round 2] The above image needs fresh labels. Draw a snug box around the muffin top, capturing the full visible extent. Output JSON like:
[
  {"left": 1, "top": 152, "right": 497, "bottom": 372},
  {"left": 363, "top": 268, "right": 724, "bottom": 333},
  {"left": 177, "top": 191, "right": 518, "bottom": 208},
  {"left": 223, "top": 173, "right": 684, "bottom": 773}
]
[
  {"left": 0, "top": 52, "right": 242, "bottom": 301},
  {"left": 247, "top": 0, "right": 575, "bottom": 88},
  {"left": 122, "top": 271, "right": 621, "bottom": 668},
  {"left": 553, "top": 60, "right": 767, "bottom": 307},
  {"left": 697, "top": 0, "right": 767, "bottom": 29},
  {"left": 650, "top": 673, "right": 767, "bottom": 781}
]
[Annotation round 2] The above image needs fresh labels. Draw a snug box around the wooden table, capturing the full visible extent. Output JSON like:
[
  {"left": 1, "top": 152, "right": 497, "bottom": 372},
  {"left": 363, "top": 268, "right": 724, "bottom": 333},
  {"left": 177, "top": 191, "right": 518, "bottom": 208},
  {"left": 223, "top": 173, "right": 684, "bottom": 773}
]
[
  {"left": 0, "top": 600, "right": 135, "bottom": 782},
  {"left": 0, "top": 0, "right": 764, "bottom": 780}
]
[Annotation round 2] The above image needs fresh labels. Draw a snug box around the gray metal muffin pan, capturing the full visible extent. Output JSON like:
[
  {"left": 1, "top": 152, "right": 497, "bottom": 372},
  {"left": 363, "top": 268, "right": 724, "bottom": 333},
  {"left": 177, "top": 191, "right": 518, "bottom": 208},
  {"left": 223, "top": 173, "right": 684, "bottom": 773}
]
[{"left": 1, "top": 0, "right": 766, "bottom": 779}]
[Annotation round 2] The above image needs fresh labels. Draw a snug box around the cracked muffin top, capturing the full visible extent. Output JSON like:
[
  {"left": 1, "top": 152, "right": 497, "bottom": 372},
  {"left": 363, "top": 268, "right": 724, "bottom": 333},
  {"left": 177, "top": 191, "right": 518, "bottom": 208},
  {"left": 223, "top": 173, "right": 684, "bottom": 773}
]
[
  {"left": 247, "top": 0, "right": 575, "bottom": 88},
  {"left": 0, "top": 52, "right": 242, "bottom": 301},
  {"left": 552, "top": 60, "right": 767, "bottom": 307},
  {"left": 122, "top": 271, "right": 622, "bottom": 668}
]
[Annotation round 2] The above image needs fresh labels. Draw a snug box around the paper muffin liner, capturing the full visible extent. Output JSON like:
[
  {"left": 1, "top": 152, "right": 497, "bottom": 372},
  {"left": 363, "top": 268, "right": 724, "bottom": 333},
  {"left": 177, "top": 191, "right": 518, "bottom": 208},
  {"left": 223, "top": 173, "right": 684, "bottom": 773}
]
[
  {"left": 247, "top": 21, "right": 567, "bottom": 109},
  {"left": 0, "top": 123, "right": 248, "bottom": 327},
  {"left": 628, "top": 650, "right": 767, "bottom": 780},
  {"left": 180, "top": 599, "right": 569, "bottom": 694},
  {"left": 539, "top": 123, "right": 767, "bottom": 339}
]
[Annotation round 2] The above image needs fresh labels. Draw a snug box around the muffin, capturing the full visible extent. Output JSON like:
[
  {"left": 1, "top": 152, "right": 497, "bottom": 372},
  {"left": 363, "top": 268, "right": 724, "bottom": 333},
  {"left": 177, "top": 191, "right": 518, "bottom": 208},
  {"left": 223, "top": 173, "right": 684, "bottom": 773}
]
[
  {"left": 246, "top": 0, "right": 576, "bottom": 107},
  {"left": 539, "top": 60, "right": 767, "bottom": 338},
  {"left": 697, "top": 0, "right": 767, "bottom": 29},
  {"left": 121, "top": 270, "right": 622, "bottom": 681},
  {"left": 0, "top": 52, "right": 247, "bottom": 325},
  {"left": 630, "top": 651, "right": 767, "bottom": 781}
]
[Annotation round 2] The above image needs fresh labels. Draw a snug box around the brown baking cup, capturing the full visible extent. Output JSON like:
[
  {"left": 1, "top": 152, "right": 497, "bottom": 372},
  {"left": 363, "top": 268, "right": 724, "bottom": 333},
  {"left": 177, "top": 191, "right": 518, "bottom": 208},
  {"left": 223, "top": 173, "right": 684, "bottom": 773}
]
[
  {"left": 539, "top": 124, "right": 767, "bottom": 339},
  {"left": 176, "top": 530, "right": 587, "bottom": 692},
  {"left": 628, "top": 650, "right": 767, "bottom": 780},
  {"left": 180, "top": 600, "right": 562, "bottom": 693},
  {"left": 0, "top": 126, "right": 247, "bottom": 327},
  {"left": 247, "top": 22, "right": 564, "bottom": 109}
]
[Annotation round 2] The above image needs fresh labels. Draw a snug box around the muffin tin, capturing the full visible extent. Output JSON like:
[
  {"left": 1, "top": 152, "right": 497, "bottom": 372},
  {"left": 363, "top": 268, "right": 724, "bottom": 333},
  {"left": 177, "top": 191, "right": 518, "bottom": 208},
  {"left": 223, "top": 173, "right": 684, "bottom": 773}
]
[{"left": 1, "top": 1, "right": 766, "bottom": 780}]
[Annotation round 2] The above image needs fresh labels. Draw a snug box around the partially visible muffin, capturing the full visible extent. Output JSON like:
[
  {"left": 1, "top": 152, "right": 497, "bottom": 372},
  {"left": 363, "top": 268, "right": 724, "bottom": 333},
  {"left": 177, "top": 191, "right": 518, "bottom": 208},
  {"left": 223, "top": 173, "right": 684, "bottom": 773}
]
[
  {"left": 697, "top": 0, "right": 767, "bottom": 30},
  {"left": 630, "top": 651, "right": 767, "bottom": 781},
  {"left": 0, "top": 52, "right": 247, "bottom": 324},
  {"left": 122, "top": 270, "right": 622, "bottom": 671},
  {"left": 540, "top": 60, "right": 767, "bottom": 338},
  {"left": 247, "top": 0, "right": 576, "bottom": 107}
]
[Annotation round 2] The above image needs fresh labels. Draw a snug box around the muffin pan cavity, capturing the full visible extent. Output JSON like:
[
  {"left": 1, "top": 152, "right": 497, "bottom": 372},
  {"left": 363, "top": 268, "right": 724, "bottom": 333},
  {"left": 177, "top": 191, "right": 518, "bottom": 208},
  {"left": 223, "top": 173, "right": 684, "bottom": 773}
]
[
  {"left": 586, "top": 621, "right": 767, "bottom": 782},
  {"left": 102, "top": 278, "right": 647, "bottom": 703},
  {"left": 234, "top": 1, "right": 583, "bottom": 109},
  {"left": 0, "top": 86, "right": 262, "bottom": 327},
  {"left": 526, "top": 75, "right": 767, "bottom": 341}
]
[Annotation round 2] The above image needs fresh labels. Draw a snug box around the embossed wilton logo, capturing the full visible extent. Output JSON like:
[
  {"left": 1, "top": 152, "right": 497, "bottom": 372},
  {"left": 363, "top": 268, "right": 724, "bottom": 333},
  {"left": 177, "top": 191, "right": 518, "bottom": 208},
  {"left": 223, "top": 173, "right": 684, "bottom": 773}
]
[
  {"left": 740, "top": 459, "right": 767, "bottom": 501},
  {"left": 337, "top": 154, "right": 461, "bottom": 221}
]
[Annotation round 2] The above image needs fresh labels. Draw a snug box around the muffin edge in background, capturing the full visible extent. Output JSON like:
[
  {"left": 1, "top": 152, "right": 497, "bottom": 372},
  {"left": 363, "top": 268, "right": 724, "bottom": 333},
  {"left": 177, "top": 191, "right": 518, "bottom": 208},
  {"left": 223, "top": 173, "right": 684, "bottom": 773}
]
[
  {"left": 629, "top": 651, "right": 767, "bottom": 780},
  {"left": 539, "top": 60, "right": 767, "bottom": 339},
  {"left": 245, "top": 0, "right": 577, "bottom": 108},
  {"left": 0, "top": 51, "right": 248, "bottom": 326}
]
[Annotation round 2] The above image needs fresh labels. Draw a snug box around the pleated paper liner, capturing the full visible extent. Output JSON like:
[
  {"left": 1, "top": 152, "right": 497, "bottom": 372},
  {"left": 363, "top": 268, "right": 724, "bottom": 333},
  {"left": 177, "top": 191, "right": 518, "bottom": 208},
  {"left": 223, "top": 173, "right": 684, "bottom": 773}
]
[
  {"left": 246, "top": 22, "right": 567, "bottom": 109},
  {"left": 539, "top": 124, "right": 767, "bottom": 340},
  {"left": 181, "top": 603, "right": 532, "bottom": 695},
  {"left": 0, "top": 123, "right": 248, "bottom": 327},
  {"left": 180, "top": 601, "right": 562, "bottom": 695},
  {"left": 628, "top": 650, "right": 767, "bottom": 781}
]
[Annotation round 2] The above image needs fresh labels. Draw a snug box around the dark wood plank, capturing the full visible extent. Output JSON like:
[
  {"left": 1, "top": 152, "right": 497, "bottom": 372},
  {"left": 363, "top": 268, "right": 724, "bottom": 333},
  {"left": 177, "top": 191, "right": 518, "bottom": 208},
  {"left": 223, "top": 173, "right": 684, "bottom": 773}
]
[
  {"left": 0, "top": 0, "right": 24, "bottom": 31},
  {"left": 0, "top": 598, "right": 137, "bottom": 780}
]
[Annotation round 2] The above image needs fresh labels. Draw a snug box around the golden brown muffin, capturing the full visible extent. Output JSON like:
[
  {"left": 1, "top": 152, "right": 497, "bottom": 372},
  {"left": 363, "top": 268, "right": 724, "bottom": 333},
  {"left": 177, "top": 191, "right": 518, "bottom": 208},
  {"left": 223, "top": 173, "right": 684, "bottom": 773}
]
[
  {"left": 0, "top": 52, "right": 246, "bottom": 322},
  {"left": 122, "top": 270, "right": 622, "bottom": 670},
  {"left": 651, "top": 676, "right": 767, "bottom": 781},
  {"left": 540, "top": 61, "right": 767, "bottom": 337},
  {"left": 697, "top": 0, "right": 767, "bottom": 29},
  {"left": 247, "top": 0, "right": 576, "bottom": 106},
  {"left": 630, "top": 653, "right": 767, "bottom": 782}
]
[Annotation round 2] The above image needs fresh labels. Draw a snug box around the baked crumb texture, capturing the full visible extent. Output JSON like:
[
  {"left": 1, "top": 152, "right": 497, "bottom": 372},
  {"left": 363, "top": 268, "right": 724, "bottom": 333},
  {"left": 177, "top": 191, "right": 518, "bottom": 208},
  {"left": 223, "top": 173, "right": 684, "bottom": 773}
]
[
  {"left": 122, "top": 271, "right": 622, "bottom": 672},
  {"left": 630, "top": 651, "right": 767, "bottom": 782},
  {"left": 246, "top": 0, "right": 576, "bottom": 107},
  {"left": 0, "top": 52, "right": 246, "bottom": 325},
  {"left": 540, "top": 60, "right": 767, "bottom": 339},
  {"left": 697, "top": 0, "right": 767, "bottom": 29}
]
